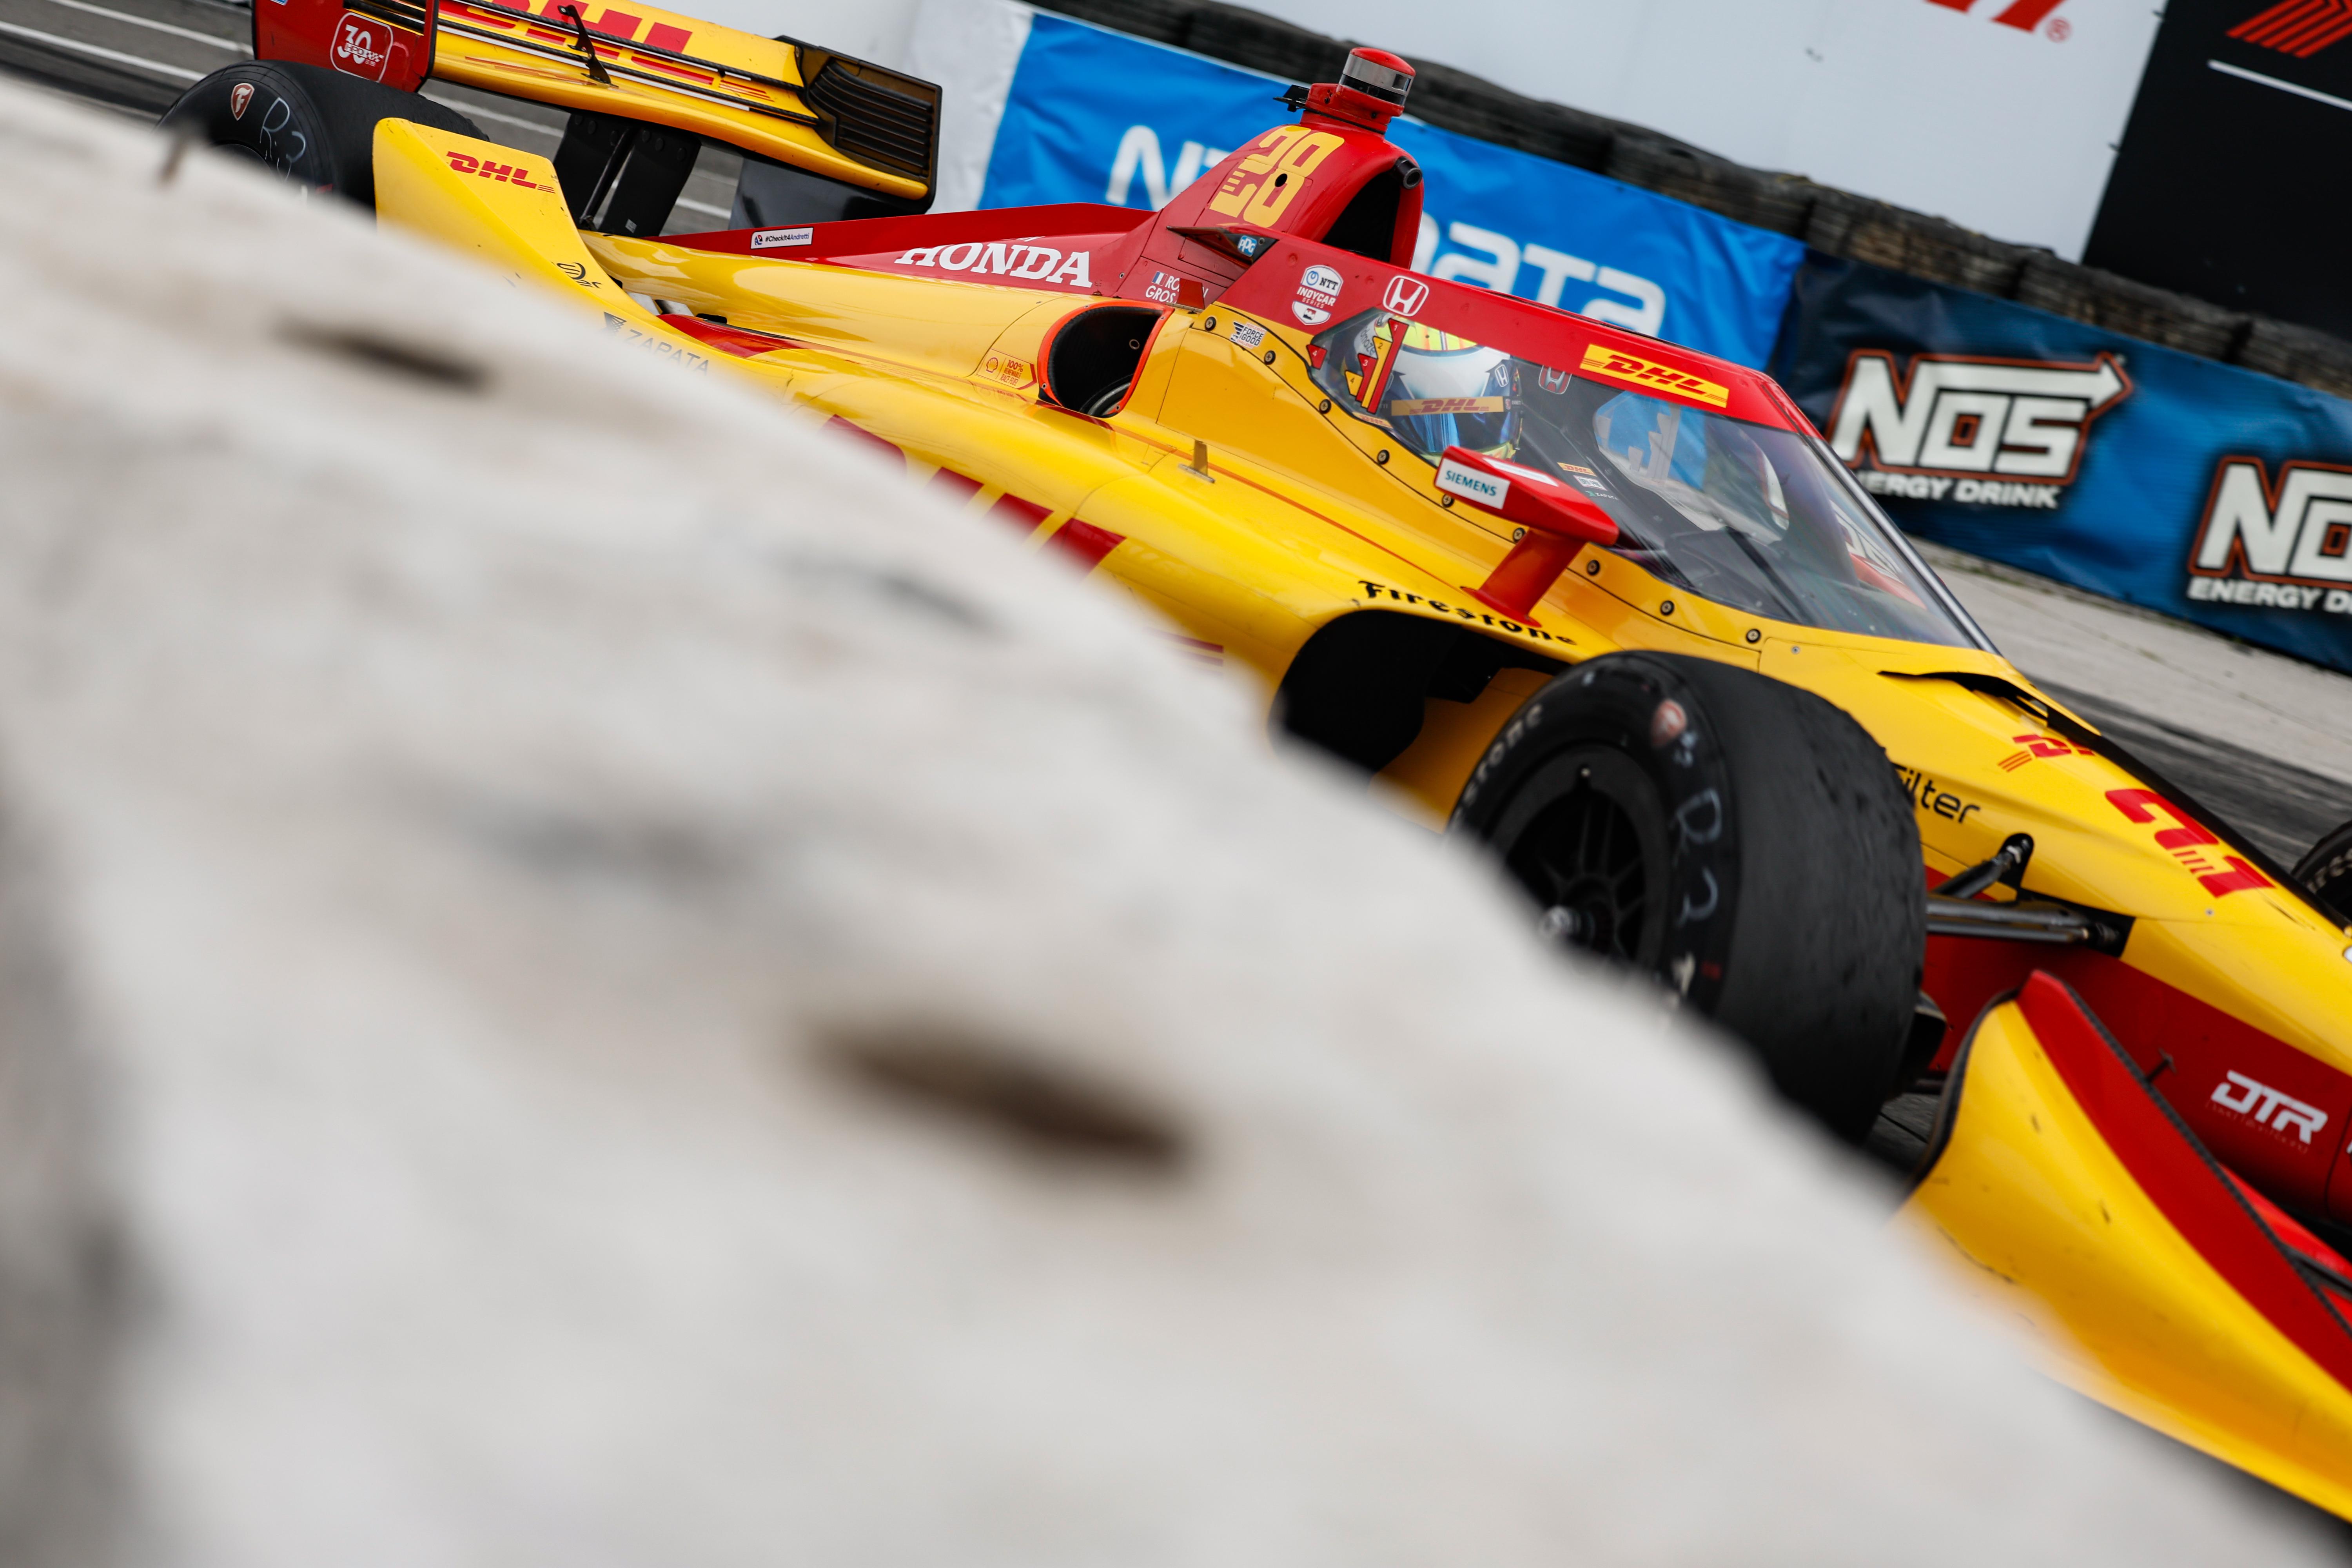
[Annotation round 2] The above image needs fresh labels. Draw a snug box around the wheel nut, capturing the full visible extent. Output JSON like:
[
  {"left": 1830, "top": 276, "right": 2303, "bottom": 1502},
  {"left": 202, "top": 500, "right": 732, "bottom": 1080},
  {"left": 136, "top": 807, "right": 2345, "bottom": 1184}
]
[{"left": 1537, "top": 906, "right": 1588, "bottom": 944}]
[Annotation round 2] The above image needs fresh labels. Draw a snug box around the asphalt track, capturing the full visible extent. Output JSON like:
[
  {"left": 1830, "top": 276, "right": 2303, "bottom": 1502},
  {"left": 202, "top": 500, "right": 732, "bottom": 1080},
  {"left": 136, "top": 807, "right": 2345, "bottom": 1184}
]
[{"left": 5, "top": 0, "right": 2350, "bottom": 865}]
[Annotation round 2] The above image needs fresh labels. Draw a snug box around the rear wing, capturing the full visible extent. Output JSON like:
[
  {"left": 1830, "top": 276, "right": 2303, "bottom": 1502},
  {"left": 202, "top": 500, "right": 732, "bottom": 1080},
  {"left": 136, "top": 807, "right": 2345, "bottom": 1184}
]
[{"left": 253, "top": 0, "right": 937, "bottom": 208}]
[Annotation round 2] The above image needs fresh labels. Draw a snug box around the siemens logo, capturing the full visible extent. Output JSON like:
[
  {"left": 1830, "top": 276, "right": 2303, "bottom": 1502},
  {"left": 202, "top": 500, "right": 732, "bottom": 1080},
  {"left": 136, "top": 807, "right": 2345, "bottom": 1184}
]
[{"left": 1436, "top": 459, "right": 1506, "bottom": 505}]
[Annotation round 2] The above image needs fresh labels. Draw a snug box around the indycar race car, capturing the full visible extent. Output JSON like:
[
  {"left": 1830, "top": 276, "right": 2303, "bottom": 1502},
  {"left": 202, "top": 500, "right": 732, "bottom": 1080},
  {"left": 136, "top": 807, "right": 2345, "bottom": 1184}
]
[{"left": 168, "top": 12, "right": 2352, "bottom": 1516}]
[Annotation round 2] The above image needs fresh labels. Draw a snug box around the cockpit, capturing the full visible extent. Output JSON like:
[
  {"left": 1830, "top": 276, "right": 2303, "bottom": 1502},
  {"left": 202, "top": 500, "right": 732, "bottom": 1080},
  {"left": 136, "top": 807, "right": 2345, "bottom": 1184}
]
[{"left": 1308, "top": 307, "right": 1985, "bottom": 648}]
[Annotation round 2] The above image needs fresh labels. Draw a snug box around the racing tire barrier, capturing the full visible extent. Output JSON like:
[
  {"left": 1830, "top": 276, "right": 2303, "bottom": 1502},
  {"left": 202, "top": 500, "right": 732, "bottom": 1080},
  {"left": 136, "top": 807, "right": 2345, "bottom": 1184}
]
[
  {"left": 160, "top": 61, "right": 484, "bottom": 211},
  {"left": 2292, "top": 818, "right": 2352, "bottom": 926},
  {"left": 2234, "top": 317, "right": 2352, "bottom": 402},
  {"left": 2010, "top": 253, "right": 2249, "bottom": 362},
  {"left": 1601, "top": 134, "right": 1815, "bottom": 238},
  {"left": 1452, "top": 652, "right": 1924, "bottom": 1142},
  {"left": 1800, "top": 187, "right": 2026, "bottom": 298}
]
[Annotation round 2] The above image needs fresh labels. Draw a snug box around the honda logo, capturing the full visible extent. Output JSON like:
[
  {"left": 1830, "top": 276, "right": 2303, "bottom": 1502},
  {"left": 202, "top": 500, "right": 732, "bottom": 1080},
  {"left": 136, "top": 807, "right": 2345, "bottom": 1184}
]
[{"left": 1382, "top": 275, "right": 1428, "bottom": 318}]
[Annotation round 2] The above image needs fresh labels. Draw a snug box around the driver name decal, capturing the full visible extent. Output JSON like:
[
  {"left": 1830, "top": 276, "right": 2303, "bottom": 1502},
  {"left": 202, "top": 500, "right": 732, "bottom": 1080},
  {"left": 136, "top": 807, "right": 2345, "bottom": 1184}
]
[{"left": 1576, "top": 346, "right": 1730, "bottom": 409}]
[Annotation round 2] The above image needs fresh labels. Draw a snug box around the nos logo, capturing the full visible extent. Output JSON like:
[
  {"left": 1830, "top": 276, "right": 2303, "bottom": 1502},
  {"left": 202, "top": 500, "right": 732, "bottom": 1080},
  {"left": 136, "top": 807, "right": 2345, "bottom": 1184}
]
[
  {"left": 1827, "top": 350, "right": 2131, "bottom": 486},
  {"left": 2189, "top": 458, "right": 2352, "bottom": 589}
]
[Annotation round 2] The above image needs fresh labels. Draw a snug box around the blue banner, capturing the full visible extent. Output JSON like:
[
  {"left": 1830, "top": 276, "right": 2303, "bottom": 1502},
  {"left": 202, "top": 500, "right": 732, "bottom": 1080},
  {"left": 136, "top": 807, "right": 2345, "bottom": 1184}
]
[
  {"left": 979, "top": 13, "right": 1804, "bottom": 370},
  {"left": 1769, "top": 254, "right": 2352, "bottom": 676}
]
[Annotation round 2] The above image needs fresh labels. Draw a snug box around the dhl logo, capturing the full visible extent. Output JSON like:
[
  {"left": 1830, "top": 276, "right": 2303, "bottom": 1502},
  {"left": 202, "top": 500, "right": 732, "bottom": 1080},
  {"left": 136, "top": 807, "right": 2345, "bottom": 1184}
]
[
  {"left": 447, "top": 0, "right": 694, "bottom": 53},
  {"left": 2105, "top": 788, "right": 2274, "bottom": 899},
  {"left": 1576, "top": 346, "right": 1730, "bottom": 410},
  {"left": 443, "top": 149, "right": 547, "bottom": 189},
  {"left": 439, "top": 0, "right": 739, "bottom": 89}
]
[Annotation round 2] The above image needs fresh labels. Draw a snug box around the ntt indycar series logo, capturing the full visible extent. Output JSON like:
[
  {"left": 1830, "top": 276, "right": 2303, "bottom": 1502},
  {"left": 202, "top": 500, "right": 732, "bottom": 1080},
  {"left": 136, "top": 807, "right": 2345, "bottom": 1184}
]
[
  {"left": 2186, "top": 457, "right": 2352, "bottom": 617},
  {"left": 1826, "top": 350, "right": 2131, "bottom": 509}
]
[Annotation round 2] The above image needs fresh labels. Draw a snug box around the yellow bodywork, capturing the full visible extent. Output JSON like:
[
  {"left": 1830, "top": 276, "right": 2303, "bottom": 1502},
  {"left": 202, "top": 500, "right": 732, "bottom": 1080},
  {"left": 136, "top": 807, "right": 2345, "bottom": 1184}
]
[
  {"left": 369, "top": 147, "right": 2352, "bottom": 1106},
  {"left": 374, "top": 132, "right": 2352, "bottom": 1513},
  {"left": 1906, "top": 988, "right": 2352, "bottom": 1515},
  {"left": 426, "top": 0, "right": 927, "bottom": 200}
]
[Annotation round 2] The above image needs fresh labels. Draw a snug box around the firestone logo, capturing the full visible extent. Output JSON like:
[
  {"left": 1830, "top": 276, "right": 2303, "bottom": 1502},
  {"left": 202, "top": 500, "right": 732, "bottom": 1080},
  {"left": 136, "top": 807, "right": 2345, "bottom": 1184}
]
[
  {"left": 2185, "top": 456, "right": 2352, "bottom": 617},
  {"left": 1826, "top": 350, "right": 2131, "bottom": 510}
]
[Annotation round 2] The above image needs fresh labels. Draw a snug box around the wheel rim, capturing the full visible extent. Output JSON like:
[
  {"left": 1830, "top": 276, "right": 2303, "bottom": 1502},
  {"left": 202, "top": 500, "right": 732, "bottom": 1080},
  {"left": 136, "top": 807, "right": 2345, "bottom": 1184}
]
[{"left": 1498, "top": 746, "right": 1671, "bottom": 967}]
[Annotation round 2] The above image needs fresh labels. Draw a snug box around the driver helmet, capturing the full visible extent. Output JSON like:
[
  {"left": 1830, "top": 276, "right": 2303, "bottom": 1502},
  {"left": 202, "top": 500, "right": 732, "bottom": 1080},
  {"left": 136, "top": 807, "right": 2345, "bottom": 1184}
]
[{"left": 1379, "top": 322, "right": 1519, "bottom": 455}]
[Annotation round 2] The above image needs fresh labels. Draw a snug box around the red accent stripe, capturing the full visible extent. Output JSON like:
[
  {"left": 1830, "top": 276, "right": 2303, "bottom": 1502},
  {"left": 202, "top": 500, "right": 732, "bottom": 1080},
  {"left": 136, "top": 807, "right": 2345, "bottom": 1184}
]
[
  {"left": 2015, "top": 973, "right": 2352, "bottom": 1390},
  {"left": 988, "top": 495, "right": 1051, "bottom": 535},
  {"left": 630, "top": 53, "right": 714, "bottom": 80},
  {"left": 824, "top": 416, "right": 904, "bottom": 468},
  {"left": 2225, "top": 1167, "right": 2352, "bottom": 1284},
  {"left": 928, "top": 469, "right": 983, "bottom": 504},
  {"left": 1989, "top": 0, "right": 2064, "bottom": 28},
  {"left": 2284, "top": 1, "right": 2352, "bottom": 54},
  {"left": 2229, "top": 0, "right": 2294, "bottom": 41},
  {"left": 642, "top": 20, "right": 688, "bottom": 48},
  {"left": 661, "top": 316, "right": 797, "bottom": 358},
  {"left": 2230, "top": 0, "right": 2352, "bottom": 52},
  {"left": 1045, "top": 519, "right": 1125, "bottom": 572},
  {"left": 2267, "top": 0, "right": 2334, "bottom": 48}
]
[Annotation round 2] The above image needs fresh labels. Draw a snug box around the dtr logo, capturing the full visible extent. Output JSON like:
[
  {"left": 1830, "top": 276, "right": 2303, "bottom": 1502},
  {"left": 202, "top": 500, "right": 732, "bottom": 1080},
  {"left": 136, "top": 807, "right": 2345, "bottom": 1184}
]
[
  {"left": 1826, "top": 351, "right": 2130, "bottom": 508},
  {"left": 2185, "top": 457, "right": 2352, "bottom": 617},
  {"left": 2210, "top": 1070, "right": 2328, "bottom": 1144},
  {"left": 2228, "top": 0, "right": 2352, "bottom": 58}
]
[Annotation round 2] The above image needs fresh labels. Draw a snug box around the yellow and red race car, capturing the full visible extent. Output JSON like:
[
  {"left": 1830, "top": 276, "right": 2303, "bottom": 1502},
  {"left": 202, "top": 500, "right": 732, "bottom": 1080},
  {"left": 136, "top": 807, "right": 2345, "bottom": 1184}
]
[{"left": 168, "top": 16, "right": 2352, "bottom": 1516}]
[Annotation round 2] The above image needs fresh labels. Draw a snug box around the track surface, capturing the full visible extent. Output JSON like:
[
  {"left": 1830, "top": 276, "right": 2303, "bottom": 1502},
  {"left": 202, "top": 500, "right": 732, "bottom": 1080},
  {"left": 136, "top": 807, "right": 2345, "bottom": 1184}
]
[{"left": 0, "top": 0, "right": 743, "bottom": 228}]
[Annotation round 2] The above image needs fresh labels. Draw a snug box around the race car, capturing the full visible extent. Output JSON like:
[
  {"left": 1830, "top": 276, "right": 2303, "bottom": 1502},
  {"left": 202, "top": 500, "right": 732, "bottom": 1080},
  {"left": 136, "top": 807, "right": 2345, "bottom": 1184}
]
[{"left": 165, "top": 17, "right": 2352, "bottom": 1517}]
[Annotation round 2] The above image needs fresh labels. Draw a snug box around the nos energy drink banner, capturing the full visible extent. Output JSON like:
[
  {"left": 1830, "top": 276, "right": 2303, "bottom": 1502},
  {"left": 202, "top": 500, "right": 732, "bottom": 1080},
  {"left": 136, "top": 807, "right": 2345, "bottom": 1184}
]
[
  {"left": 978, "top": 13, "right": 1803, "bottom": 369},
  {"left": 1771, "top": 255, "right": 2352, "bottom": 676}
]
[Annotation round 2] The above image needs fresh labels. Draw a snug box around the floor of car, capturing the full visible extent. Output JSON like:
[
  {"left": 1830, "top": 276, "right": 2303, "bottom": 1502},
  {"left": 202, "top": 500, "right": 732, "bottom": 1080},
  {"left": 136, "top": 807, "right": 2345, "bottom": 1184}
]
[{"left": 1861, "top": 1089, "right": 1943, "bottom": 1183}]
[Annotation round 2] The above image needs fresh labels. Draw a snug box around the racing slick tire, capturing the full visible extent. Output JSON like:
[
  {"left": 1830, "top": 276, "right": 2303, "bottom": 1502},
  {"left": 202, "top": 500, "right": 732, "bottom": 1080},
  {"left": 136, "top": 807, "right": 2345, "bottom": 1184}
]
[
  {"left": 159, "top": 62, "right": 486, "bottom": 211},
  {"left": 1451, "top": 652, "right": 1924, "bottom": 1142},
  {"left": 2292, "top": 817, "right": 2352, "bottom": 925}
]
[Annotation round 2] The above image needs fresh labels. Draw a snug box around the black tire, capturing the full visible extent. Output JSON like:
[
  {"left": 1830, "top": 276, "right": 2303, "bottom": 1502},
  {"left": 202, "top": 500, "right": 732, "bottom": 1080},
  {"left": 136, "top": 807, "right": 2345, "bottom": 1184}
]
[
  {"left": 1452, "top": 652, "right": 1924, "bottom": 1141},
  {"left": 2294, "top": 819, "right": 2352, "bottom": 925},
  {"left": 159, "top": 61, "right": 485, "bottom": 211}
]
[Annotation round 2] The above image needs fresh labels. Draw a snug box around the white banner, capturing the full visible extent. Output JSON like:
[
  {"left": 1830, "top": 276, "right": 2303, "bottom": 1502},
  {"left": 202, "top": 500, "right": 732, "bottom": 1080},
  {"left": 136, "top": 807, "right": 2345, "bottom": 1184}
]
[{"left": 1196, "top": 0, "right": 2161, "bottom": 260}]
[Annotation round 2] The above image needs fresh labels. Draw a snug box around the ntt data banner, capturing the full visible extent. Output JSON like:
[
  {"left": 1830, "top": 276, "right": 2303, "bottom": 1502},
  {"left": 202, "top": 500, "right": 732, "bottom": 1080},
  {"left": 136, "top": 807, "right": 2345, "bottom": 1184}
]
[
  {"left": 1771, "top": 254, "right": 2352, "bottom": 675},
  {"left": 976, "top": 13, "right": 1804, "bottom": 368}
]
